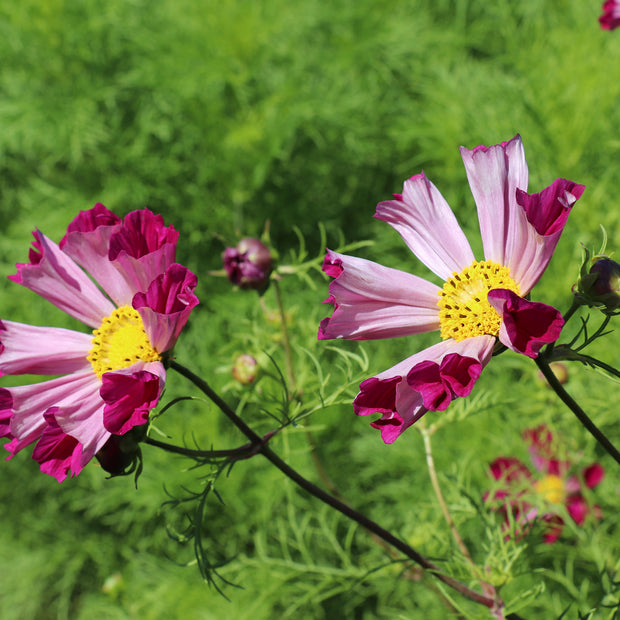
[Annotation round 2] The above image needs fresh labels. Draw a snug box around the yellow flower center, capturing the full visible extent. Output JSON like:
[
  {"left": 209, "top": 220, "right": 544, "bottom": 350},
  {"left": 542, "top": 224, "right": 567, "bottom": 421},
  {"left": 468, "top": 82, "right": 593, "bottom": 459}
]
[
  {"left": 88, "top": 305, "right": 161, "bottom": 379},
  {"left": 534, "top": 474, "right": 565, "bottom": 505},
  {"left": 437, "top": 260, "right": 520, "bottom": 341}
]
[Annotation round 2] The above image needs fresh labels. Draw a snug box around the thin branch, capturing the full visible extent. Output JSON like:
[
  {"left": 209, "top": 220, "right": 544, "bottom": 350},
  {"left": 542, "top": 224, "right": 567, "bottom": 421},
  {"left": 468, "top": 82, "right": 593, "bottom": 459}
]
[
  {"left": 535, "top": 355, "right": 620, "bottom": 466},
  {"left": 169, "top": 360, "right": 509, "bottom": 613}
]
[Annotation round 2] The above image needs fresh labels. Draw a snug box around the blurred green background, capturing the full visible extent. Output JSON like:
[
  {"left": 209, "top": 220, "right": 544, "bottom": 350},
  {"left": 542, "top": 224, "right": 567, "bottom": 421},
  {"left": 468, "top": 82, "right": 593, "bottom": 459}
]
[{"left": 1, "top": 0, "right": 620, "bottom": 618}]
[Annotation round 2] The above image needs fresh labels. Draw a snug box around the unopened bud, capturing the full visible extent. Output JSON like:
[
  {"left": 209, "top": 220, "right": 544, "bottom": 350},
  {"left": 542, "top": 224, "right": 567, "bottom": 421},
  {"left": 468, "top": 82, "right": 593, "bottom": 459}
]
[
  {"left": 590, "top": 258, "right": 620, "bottom": 301},
  {"left": 576, "top": 255, "right": 620, "bottom": 313},
  {"left": 222, "top": 238, "right": 273, "bottom": 291},
  {"left": 232, "top": 353, "right": 259, "bottom": 385},
  {"left": 95, "top": 430, "right": 143, "bottom": 476},
  {"left": 539, "top": 361, "right": 569, "bottom": 387}
]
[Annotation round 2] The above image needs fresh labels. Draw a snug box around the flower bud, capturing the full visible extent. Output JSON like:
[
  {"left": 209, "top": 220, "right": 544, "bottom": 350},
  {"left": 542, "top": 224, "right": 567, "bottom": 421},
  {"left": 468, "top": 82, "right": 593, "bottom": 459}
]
[
  {"left": 95, "top": 430, "right": 143, "bottom": 476},
  {"left": 538, "top": 361, "right": 569, "bottom": 387},
  {"left": 232, "top": 353, "right": 259, "bottom": 385},
  {"left": 590, "top": 257, "right": 620, "bottom": 297},
  {"left": 577, "top": 256, "right": 620, "bottom": 313},
  {"left": 222, "top": 238, "right": 273, "bottom": 291}
]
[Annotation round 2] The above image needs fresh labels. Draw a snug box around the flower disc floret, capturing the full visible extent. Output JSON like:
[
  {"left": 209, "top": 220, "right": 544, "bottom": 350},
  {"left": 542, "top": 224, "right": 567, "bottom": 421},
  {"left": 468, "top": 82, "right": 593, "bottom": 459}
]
[
  {"left": 535, "top": 474, "right": 565, "bottom": 505},
  {"left": 88, "top": 306, "right": 161, "bottom": 379},
  {"left": 438, "top": 261, "right": 520, "bottom": 341}
]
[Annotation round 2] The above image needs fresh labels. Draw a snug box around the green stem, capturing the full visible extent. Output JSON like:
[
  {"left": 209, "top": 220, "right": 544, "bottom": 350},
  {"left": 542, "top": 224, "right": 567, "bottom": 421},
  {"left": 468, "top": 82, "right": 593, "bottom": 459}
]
[
  {"left": 421, "top": 427, "right": 499, "bottom": 606},
  {"left": 272, "top": 279, "right": 296, "bottom": 392},
  {"left": 550, "top": 347, "right": 620, "bottom": 381},
  {"left": 562, "top": 297, "right": 582, "bottom": 325},
  {"left": 546, "top": 298, "right": 582, "bottom": 356},
  {"left": 535, "top": 355, "right": 620, "bottom": 466},
  {"left": 421, "top": 427, "right": 474, "bottom": 564},
  {"left": 170, "top": 360, "right": 507, "bottom": 613},
  {"left": 144, "top": 435, "right": 257, "bottom": 460}
]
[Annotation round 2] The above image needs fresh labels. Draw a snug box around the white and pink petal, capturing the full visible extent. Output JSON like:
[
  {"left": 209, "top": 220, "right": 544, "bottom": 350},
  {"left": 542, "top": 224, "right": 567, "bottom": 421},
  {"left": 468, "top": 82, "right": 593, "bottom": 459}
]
[
  {"left": 109, "top": 209, "right": 179, "bottom": 299},
  {"left": 375, "top": 173, "right": 475, "bottom": 280},
  {"left": 406, "top": 335, "right": 494, "bottom": 411},
  {"left": 9, "top": 231, "right": 114, "bottom": 328},
  {"left": 100, "top": 365, "right": 163, "bottom": 435},
  {"left": 5, "top": 370, "right": 100, "bottom": 456},
  {"left": 31, "top": 411, "right": 86, "bottom": 482},
  {"left": 133, "top": 264, "right": 199, "bottom": 353},
  {"left": 319, "top": 250, "right": 441, "bottom": 341},
  {"left": 59, "top": 203, "right": 135, "bottom": 306},
  {"left": 353, "top": 336, "right": 493, "bottom": 443},
  {"left": 0, "top": 320, "right": 91, "bottom": 377},
  {"left": 460, "top": 135, "right": 529, "bottom": 269},
  {"left": 510, "top": 180, "right": 585, "bottom": 293}
]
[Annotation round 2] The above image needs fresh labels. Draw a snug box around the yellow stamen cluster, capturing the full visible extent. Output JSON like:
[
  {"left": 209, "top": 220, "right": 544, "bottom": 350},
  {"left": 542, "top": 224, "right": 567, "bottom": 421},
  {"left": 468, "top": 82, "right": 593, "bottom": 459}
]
[
  {"left": 534, "top": 474, "right": 565, "bottom": 505},
  {"left": 437, "top": 260, "right": 520, "bottom": 341},
  {"left": 88, "top": 305, "right": 161, "bottom": 379}
]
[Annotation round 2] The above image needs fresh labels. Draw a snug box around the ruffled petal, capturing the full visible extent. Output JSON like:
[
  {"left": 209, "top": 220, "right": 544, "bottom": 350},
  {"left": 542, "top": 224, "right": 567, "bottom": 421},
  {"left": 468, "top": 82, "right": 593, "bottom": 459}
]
[
  {"left": 489, "top": 456, "right": 532, "bottom": 484},
  {"left": 61, "top": 203, "right": 122, "bottom": 241},
  {"left": 132, "top": 264, "right": 199, "bottom": 353},
  {"left": 406, "top": 335, "right": 494, "bottom": 411},
  {"left": 59, "top": 203, "right": 135, "bottom": 306},
  {"left": 583, "top": 463, "right": 605, "bottom": 489},
  {"left": 565, "top": 495, "right": 588, "bottom": 525},
  {"left": 9, "top": 231, "right": 114, "bottom": 328},
  {"left": 541, "top": 514, "right": 565, "bottom": 543},
  {"left": 318, "top": 249, "right": 441, "bottom": 341},
  {"left": 522, "top": 424, "right": 569, "bottom": 476},
  {"left": 600, "top": 0, "right": 620, "bottom": 30},
  {"left": 109, "top": 209, "right": 179, "bottom": 302},
  {"left": 375, "top": 173, "right": 475, "bottom": 280},
  {"left": 4, "top": 370, "right": 100, "bottom": 457},
  {"left": 517, "top": 179, "right": 585, "bottom": 237},
  {"left": 353, "top": 337, "right": 493, "bottom": 443},
  {"left": 51, "top": 398, "right": 110, "bottom": 468},
  {"left": 460, "top": 135, "right": 529, "bottom": 269},
  {"left": 0, "top": 320, "right": 91, "bottom": 377},
  {"left": 488, "top": 289, "right": 564, "bottom": 358},
  {"left": 0, "top": 388, "right": 13, "bottom": 438},
  {"left": 510, "top": 180, "right": 585, "bottom": 293},
  {"left": 101, "top": 365, "right": 163, "bottom": 435},
  {"left": 31, "top": 411, "right": 85, "bottom": 482}
]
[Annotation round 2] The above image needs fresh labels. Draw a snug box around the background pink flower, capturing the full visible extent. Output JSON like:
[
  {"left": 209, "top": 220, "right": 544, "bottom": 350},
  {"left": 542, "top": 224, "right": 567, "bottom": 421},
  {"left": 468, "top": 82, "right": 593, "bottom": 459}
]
[
  {"left": 0, "top": 204, "right": 199, "bottom": 482},
  {"left": 600, "top": 0, "right": 620, "bottom": 30},
  {"left": 486, "top": 425, "right": 604, "bottom": 543}
]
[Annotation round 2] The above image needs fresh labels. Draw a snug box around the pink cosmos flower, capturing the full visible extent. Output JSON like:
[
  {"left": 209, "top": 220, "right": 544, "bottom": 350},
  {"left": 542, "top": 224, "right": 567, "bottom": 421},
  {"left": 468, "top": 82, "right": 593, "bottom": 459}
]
[
  {"left": 486, "top": 425, "right": 604, "bottom": 543},
  {"left": 0, "top": 204, "right": 199, "bottom": 482},
  {"left": 319, "top": 135, "right": 584, "bottom": 443},
  {"left": 600, "top": 0, "right": 620, "bottom": 30}
]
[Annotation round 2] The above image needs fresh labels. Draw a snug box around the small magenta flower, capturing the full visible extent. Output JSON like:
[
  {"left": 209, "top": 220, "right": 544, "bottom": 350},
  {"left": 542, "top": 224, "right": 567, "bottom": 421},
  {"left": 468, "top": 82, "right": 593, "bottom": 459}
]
[
  {"left": 486, "top": 425, "right": 604, "bottom": 543},
  {"left": 319, "top": 135, "right": 584, "bottom": 443},
  {"left": 600, "top": 0, "right": 620, "bottom": 29},
  {"left": 0, "top": 204, "right": 199, "bottom": 482},
  {"left": 223, "top": 237, "right": 273, "bottom": 291}
]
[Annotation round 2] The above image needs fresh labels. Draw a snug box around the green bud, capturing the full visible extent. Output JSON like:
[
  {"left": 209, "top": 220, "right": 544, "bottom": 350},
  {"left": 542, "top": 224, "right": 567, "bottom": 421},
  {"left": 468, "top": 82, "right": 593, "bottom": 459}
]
[{"left": 232, "top": 353, "right": 259, "bottom": 385}]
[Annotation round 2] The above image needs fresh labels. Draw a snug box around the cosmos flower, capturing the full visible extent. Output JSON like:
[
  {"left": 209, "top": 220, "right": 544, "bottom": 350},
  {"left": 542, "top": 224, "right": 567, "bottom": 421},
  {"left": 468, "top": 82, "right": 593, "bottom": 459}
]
[
  {"left": 319, "top": 135, "right": 584, "bottom": 442},
  {"left": 486, "top": 425, "right": 604, "bottom": 543},
  {"left": 600, "top": 0, "right": 620, "bottom": 30},
  {"left": 0, "top": 204, "right": 199, "bottom": 482}
]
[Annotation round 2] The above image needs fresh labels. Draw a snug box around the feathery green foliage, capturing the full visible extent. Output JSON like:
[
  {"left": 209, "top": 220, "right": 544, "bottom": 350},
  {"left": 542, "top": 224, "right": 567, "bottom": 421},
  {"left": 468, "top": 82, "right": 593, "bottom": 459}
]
[{"left": 1, "top": 0, "right": 620, "bottom": 618}]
